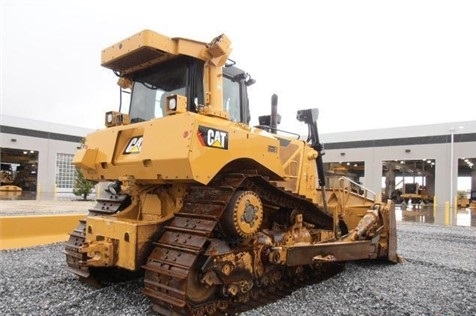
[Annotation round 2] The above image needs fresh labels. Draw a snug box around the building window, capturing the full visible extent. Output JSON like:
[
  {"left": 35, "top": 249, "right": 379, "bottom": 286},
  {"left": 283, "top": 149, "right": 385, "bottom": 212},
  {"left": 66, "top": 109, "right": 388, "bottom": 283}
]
[{"left": 56, "top": 153, "right": 76, "bottom": 189}]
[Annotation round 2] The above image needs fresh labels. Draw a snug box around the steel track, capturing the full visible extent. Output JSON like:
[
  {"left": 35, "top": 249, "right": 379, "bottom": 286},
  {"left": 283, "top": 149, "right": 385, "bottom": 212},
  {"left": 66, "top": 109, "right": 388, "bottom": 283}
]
[{"left": 142, "top": 174, "right": 336, "bottom": 316}]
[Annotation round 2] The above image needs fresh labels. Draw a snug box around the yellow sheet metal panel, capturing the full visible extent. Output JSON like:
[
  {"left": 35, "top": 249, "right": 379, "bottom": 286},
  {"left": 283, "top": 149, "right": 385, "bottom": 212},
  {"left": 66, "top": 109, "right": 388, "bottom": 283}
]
[
  {"left": 0, "top": 214, "right": 85, "bottom": 250},
  {"left": 72, "top": 148, "right": 98, "bottom": 170},
  {"left": 76, "top": 113, "right": 195, "bottom": 182},
  {"left": 189, "top": 117, "right": 288, "bottom": 184},
  {"left": 76, "top": 112, "right": 292, "bottom": 186}
]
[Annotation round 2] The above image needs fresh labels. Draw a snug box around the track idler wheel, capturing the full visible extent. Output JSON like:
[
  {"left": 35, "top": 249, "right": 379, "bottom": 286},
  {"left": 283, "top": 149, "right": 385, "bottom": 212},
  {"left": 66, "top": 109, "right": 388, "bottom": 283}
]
[
  {"left": 187, "top": 266, "right": 216, "bottom": 303},
  {"left": 221, "top": 190, "right": 263, "bottom": 238}
]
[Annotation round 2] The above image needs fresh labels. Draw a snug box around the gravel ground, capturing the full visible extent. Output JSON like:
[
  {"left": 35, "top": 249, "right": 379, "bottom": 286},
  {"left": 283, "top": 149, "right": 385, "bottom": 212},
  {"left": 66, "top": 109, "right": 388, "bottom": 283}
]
[
  {"left": 0, "top": 200, "right": 93, "bottom": 216},
  {"left": 1, "top": 221, "right": 475, "bottom": 316}
]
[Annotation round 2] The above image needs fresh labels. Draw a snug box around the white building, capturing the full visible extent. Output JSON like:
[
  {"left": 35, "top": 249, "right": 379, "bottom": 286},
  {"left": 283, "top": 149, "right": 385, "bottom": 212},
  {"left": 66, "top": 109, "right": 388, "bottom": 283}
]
[
  {"left": 321, "top": 120, "right": 476, "bottom": 224},
  {"left": 1, "top": 115, "right": 92, "bottom": 194}
]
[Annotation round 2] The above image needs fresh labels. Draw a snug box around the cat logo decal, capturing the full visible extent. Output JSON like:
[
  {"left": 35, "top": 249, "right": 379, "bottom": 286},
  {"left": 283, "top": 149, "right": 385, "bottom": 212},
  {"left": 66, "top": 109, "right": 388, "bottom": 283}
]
[
  {"left": 197, "top": 126, "right": 228, "bottom": 150},
  {"left": 124, "top": 136, "right": 143, "bottom": 154}
]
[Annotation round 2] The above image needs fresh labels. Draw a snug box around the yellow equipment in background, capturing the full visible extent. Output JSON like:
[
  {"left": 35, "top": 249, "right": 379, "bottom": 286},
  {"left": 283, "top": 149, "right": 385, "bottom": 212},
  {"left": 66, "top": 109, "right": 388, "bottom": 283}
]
[
  {"left": 64, "top": 29, "right": 400, "bottom": 315},
  {"left": 0, "top": 170, "right": 22, "bottom": 192}
]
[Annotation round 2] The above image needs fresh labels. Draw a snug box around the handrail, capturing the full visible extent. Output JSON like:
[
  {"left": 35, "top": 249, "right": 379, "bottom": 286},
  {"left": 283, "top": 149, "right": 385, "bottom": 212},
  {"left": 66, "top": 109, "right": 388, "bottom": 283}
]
[{"left": 337, "top": 177, "right": 376, "bottom": 201}]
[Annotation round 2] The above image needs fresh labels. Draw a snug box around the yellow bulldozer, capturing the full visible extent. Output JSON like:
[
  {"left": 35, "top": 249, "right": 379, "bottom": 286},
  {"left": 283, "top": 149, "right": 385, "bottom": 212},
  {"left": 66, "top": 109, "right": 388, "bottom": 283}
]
[{"left": 64, "top": 29, "right": 400, "bottom": 316}]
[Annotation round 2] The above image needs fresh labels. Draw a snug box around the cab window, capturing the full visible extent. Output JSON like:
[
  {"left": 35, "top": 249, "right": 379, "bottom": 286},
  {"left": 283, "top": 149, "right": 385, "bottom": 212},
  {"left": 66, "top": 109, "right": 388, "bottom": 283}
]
[{"left": 223, "top": 76, "right": 241, "bottom": 122}]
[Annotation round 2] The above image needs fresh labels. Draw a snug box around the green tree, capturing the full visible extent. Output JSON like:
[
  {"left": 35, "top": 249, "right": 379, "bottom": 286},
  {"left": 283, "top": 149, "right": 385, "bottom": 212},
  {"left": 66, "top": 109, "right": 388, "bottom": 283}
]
[{"left": 73, "top": 169, "right": 95, "bottom": 200}]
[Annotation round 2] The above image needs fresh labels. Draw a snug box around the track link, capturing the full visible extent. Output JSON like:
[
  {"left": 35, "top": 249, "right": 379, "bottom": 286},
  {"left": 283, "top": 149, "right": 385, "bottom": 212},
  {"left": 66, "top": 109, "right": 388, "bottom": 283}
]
[
  {"left": 143, "top": 183, "right": 236, "bottom": 316},
  {"left": 142, "top": 175, "right": 336, "bottom": 316}
]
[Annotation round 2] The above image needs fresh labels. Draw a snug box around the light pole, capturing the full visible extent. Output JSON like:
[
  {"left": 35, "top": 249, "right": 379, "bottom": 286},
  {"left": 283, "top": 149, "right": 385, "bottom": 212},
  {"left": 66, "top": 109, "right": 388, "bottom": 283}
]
[
  {"left": 449, "top": 126, "right": 464, "bottom": 225},
  {"left": 450, "top": 128, "right": 455, "bottom": 225}
]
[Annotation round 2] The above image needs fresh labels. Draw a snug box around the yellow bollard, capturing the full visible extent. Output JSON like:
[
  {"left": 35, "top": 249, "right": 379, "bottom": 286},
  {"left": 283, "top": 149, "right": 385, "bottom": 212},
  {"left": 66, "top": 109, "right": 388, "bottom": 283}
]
[
  {"left": 444, "top": 202, "right": 450, "bottom": 225},
  {"left": 453, "top": 196, "right": 458, "bottom": 224}
]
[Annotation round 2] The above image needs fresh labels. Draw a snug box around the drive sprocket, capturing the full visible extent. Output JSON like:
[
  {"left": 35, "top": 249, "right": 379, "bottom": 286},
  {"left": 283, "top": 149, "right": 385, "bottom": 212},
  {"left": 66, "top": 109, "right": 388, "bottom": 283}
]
[{"left": 221, "top": 190, "right": 263, "bottom": 238}]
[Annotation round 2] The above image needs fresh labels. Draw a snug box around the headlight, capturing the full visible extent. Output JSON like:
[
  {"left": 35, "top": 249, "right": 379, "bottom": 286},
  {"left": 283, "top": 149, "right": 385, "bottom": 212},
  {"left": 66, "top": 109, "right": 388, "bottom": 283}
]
[
  {"left": 165, "top": 94, "right": 187, "bottom": 115},
  {"left": 104, "top": 111, "right": 130, "bottom": 127},
  {"left": 168, "top": 97, "right": 177, "bottom": 110},
  {"left": 106, "top": 112, "right": 113, "bottom": 124}
]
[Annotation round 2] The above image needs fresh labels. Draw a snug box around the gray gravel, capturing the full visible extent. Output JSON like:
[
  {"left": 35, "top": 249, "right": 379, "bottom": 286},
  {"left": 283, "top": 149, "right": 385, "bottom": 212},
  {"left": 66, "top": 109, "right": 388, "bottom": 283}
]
[
  {"left": 0, "top": 200, "right": 92, "bottom": 216},
  {"left": 1, "top": 221, "right": 475, "bottom": 316}
]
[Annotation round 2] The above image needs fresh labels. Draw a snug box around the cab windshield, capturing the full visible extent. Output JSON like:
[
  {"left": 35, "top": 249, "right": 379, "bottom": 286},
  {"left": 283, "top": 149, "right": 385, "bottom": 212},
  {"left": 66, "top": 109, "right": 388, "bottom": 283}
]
[
  {"left": 129, "top": 63, "right": 186, "bottom": 123},
  {"left": 128, "top": 57, "right": 203, "bottom": 123},
  {"left": 125, "top": 57, "right": 247, "bottom": 124}
]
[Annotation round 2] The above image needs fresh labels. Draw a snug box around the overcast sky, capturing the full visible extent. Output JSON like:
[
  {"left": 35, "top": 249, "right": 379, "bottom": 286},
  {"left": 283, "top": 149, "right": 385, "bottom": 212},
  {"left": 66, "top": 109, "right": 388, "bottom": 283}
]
[{"left": 1, "top": 0, "right": 475, "bottom": 135}]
